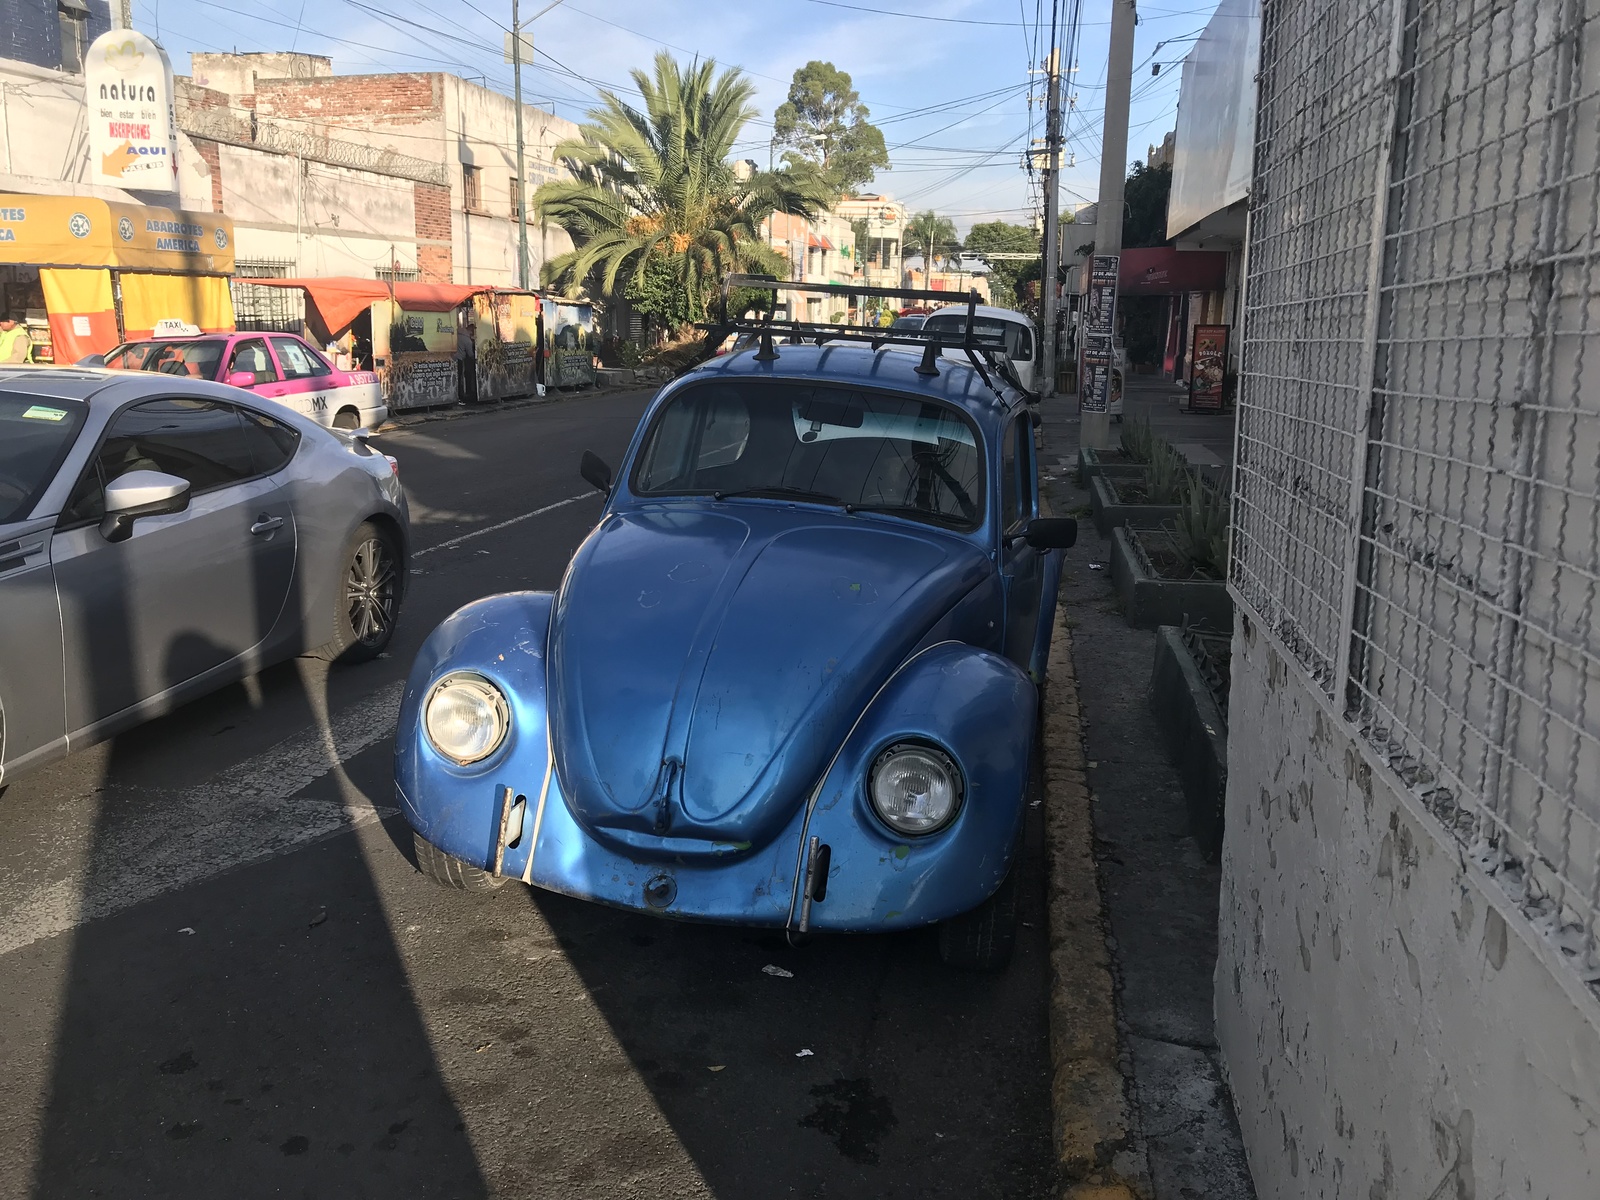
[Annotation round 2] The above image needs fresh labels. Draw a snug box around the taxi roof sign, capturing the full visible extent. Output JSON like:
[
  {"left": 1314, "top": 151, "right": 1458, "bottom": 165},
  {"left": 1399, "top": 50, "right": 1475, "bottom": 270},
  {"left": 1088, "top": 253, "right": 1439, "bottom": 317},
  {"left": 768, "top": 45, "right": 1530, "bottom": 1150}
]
[{"left": 152, "top": 319, "right": 202, "bottom": 337}]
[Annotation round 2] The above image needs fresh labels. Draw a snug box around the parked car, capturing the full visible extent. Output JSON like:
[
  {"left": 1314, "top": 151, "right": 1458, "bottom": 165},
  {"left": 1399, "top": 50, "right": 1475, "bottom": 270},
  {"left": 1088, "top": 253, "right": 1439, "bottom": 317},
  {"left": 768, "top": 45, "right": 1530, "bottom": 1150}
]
[
  {"left": 923, "top": 304, "right": 1040, "bottom": 395},
  {"left": 0, "top": 368, "right": 408, "bottom": 786},
  {"left": 96, "top": 327, "right": 387, "bottom": 432},
  {"left": 888, "top": 312, "right": 928, "bottom": 331},
  {"left": 395, "top": 332, "right": 1076, "bottom": 970}
]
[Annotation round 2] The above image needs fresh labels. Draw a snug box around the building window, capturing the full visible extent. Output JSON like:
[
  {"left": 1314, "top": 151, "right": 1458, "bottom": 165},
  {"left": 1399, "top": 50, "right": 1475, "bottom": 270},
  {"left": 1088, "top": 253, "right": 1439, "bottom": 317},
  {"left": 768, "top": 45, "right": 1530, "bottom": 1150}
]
[
  {"left": 375, "top": 266, "right": 421, "bottom": 284},
  {"left": 231, "top": 260, "right": 304, "bottom": 334},
  {"left": 463, "top": 164, "right": 483, "bottom": 213},
  {"left": 57, "top": 0, "right": 88, "bottom": 74},
  {"left": 510, "top": 176, "right": 522, "bottom": 220}
]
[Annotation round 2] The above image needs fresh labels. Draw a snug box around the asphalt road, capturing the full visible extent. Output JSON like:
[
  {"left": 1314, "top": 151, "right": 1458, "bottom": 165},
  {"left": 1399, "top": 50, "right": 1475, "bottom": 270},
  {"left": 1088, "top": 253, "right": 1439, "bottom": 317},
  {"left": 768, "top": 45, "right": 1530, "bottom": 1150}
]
[{"left": 0, "top": 388, "right": 1055, "bottom": 1200}]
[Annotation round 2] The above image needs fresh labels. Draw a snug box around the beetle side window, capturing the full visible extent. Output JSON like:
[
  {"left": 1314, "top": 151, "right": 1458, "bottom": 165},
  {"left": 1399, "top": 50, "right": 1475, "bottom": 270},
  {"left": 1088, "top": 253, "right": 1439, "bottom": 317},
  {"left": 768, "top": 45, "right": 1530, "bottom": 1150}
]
[
  {"left": 228, "top": 338, "right": 279, "bottom": 385},
  {"left": 59, "top": 399, "right": 256, "bottom": 525},
  {"left": 1001, "top": 417, "right": 1021, "bottom": 530},
  {"left": 270, "top": 336, "right": 334, "bottom": 381}
]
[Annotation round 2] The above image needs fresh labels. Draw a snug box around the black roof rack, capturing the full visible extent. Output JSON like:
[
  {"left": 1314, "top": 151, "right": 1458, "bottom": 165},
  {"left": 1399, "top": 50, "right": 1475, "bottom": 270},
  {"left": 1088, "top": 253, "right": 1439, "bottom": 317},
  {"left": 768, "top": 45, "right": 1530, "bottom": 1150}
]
[{"left": 690, "top": 274, "right": 1025, "bottom": 395}]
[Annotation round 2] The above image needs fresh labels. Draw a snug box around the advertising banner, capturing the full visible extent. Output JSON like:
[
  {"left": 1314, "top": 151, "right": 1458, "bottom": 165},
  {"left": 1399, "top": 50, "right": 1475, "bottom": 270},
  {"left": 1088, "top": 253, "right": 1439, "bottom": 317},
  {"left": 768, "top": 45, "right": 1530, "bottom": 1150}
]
[
  {"left": 1188, "top": 324, "right": 1230, "bottom": 412},
  {"left": 476, "top": 291, "right": 540, "bottom": 401},
  {"left": 84, "top": 31, "right": 180, "bottom": 193},
  {"left": 0, "top": 196, "right": 234, "bottom": 274},
  {"left": 382, "top": 352, "right": 458, "bottom": 411},
  {"left": 1084, "top": 254, "right": 1119, "bottom": 336},
  {"left": 541, "top": 298, "right": 594, "bottom": 389}
]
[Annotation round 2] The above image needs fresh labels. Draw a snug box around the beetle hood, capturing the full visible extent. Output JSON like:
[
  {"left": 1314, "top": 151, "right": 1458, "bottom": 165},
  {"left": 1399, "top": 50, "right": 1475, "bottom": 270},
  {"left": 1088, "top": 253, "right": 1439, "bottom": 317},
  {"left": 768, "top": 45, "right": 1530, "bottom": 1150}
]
[{"left": 548, "top": 506, "right": 989, "bottom": 854}]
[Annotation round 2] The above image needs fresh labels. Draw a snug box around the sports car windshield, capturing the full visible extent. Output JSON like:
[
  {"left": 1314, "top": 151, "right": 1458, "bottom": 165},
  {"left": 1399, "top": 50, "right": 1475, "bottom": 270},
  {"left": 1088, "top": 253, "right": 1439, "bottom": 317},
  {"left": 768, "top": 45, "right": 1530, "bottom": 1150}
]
[
  {"left": 633, "top": 381, "right": 984, "bottom": 530},
  {"left": 0, "top": 394, "right": 87, "bottom": 523}
]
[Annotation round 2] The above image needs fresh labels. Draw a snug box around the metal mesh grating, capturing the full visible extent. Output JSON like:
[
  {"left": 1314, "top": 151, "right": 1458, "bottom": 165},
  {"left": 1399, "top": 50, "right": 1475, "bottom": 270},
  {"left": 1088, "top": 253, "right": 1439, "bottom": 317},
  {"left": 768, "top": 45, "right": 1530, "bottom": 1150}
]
[{"left": 1233, "top": 0, "right": 1600, "bottom": 988}]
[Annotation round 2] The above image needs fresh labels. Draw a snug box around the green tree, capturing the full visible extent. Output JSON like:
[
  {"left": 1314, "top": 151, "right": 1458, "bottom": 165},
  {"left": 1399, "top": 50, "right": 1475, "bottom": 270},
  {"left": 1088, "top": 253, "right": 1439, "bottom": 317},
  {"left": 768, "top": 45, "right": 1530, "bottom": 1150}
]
[
  {"left": 772, "top": 61, "right": 890, "bottom": 196},
  {"left": 963, "top": 220, "right": 1038, "bottom": 309},
  {"left": 533, "top": 52, "right": 827, "bottom": 326},
  {"left": 1122, "top": 160, "right": 1172, "bottom": 248},
  {"left": 904, "top": 211, "right": 961, "bottom": 284}
]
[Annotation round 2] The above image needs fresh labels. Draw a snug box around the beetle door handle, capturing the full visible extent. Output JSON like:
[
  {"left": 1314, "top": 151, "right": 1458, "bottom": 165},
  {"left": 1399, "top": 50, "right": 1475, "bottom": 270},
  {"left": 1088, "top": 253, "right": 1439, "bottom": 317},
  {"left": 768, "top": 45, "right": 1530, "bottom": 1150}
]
[{"left": 250, "top": 514, "right": 285, "bottom": 535}]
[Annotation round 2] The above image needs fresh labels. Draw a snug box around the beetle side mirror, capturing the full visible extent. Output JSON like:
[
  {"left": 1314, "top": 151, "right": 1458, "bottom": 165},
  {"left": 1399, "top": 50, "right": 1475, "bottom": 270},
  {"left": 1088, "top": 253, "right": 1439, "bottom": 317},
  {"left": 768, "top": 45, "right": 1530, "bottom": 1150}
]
[
  {"left": 579, "top": 449, "right": 612, "bottom": 497},
  {"left": 1006, "top": 516, "right": 1077, "bottom": 551},
  {"left": 99, "top": 469, "right": 191, "bottom": 543},
  {"left": 225, "top": 370, "right": 257, "bottom": 388}
]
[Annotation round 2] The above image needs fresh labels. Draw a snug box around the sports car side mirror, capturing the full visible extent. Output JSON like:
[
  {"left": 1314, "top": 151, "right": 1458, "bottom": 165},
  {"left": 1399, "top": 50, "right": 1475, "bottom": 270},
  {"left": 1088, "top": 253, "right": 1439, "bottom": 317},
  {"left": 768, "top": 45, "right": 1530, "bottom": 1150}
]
[
  {"left": 580, "top": 449, "right": 612, "bottom": 497},
  {"left": 99, "top": 469, "right": 191, "bottom": 543},
  {"left": 1007, "top": 516, "right": 1077, "bottom": 550}
]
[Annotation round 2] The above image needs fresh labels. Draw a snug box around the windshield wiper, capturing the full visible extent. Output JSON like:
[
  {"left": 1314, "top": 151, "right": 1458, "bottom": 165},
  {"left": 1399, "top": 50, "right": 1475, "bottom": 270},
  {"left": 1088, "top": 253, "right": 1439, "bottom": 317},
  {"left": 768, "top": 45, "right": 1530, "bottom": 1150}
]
[
  {"left": 842, "top": 502, "right": 973, "bottom": 529},
  {"left": 711, "top": 485, "right": 844, "bottom": 506}
]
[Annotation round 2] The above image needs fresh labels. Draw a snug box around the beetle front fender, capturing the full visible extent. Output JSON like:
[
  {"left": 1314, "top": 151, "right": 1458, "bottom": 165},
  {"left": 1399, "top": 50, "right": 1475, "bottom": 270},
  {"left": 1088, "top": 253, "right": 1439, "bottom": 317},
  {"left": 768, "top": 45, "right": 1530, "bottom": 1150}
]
[
  {"left": 394, "top": 591, "right": 555, "bottom": 879},
  {"left": 790, "top": 641, "right": 1037, "bottom": 930}
]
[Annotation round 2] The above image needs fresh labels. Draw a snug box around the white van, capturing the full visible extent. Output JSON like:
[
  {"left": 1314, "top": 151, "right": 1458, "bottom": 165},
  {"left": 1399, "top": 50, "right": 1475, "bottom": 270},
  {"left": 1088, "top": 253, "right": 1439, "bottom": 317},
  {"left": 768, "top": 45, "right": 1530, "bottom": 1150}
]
[{"left": 922, "top": 304, "right": 1039, "bottom": 394}]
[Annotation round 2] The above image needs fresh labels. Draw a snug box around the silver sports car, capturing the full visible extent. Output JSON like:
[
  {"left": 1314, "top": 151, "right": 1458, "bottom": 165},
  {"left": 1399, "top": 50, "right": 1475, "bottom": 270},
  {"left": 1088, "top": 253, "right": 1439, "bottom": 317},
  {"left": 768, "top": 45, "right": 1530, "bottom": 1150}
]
[{"left": 0, "top": 367, "right": 408, "bottom": 786}]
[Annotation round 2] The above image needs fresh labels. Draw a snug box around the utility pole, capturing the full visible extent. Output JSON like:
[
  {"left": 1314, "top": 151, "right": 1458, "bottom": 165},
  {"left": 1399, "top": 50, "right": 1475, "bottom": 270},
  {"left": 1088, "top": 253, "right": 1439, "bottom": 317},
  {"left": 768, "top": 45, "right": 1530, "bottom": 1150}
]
[
  {"left": 1082, "top": 0, "right": 1137, "bottom": 450},
  {"left": 1039, "top": 45, "right": 1062, "bottom": 400},
  {"left": 511, "top": 0, "right": 530, "bottom": 291}
]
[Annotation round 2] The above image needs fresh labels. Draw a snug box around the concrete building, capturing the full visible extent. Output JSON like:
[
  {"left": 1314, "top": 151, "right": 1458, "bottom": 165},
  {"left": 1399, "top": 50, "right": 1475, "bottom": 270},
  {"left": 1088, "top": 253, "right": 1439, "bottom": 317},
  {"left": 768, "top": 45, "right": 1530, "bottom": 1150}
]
[
  {"left": 3, "top": 0, "right": 113, "bottom": 74},
  {"left": 182, "top": 52, "right": 580, "bottom": 288},
  {"left": 833, "top": 193, "right": 906, "bottom": 289},
  {"left": 762, "top": 208, "right": 857, "bottom": 320}
]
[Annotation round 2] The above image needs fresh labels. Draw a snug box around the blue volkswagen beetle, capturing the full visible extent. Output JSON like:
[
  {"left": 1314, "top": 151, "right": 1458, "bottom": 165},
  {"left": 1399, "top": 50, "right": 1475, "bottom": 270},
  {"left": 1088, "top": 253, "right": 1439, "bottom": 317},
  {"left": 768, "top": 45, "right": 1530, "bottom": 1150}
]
[{"left": 394, "top": 288, "right": 1076, "bottom": 969}]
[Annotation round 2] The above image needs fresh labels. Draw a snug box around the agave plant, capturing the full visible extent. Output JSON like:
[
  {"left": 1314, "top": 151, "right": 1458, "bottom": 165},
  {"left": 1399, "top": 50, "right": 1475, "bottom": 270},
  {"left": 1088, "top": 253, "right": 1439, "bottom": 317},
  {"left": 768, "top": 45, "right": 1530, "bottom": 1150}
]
[
  {"left": 533, "top": 53, "right": 830, "bottom": 322},
  {"left": 1119, "top": 413, "right": 1155, "bottom": 463},
  {"left": 1144, "top": 442, "right": 1191, "bottom": 506},
  {"left": 1175, "top": 475, "right": 1231, "bottom": 579}
]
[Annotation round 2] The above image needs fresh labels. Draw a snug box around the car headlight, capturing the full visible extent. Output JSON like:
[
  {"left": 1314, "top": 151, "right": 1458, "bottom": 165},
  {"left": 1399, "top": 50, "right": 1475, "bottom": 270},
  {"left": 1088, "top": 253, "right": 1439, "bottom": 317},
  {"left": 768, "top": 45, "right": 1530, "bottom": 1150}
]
[
  {"left": 423, "top": 672, "right": 510, "bottom": 765},
  {"left": 868, "top": 743, "right": 963, "bottom": 835}
]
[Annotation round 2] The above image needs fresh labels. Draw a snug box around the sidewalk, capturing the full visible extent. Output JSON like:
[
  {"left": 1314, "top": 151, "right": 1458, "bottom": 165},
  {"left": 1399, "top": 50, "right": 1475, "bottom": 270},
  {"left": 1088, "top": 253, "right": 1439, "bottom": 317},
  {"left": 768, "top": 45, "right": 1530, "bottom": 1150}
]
[{"left": 1040, "top": 377, "right": 1255, "bottom": 1198}]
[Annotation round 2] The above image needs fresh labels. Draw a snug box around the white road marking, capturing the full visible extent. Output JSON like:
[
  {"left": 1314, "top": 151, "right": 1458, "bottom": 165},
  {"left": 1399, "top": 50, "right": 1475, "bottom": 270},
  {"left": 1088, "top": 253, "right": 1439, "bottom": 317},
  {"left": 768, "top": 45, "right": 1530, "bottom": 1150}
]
[
  {"left": 0, "top": 681, "right": 406, "bottom": 958},
  {"left": 415, "top": 492, "right": 596, "bottom": 556}
]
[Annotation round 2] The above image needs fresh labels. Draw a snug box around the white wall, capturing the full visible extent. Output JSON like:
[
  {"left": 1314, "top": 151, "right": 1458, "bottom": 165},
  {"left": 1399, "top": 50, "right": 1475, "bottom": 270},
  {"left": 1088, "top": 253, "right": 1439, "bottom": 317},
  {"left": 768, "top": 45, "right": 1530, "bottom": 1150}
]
[
  {"left": 217, "top": 144, "right": 418, "bottom": 276},
  {"left": 0, "top": 57, "right": 211, "bottom": 211},
  {"left": 1218, "top": 619, "right": 1600, "bottom": 1198}
]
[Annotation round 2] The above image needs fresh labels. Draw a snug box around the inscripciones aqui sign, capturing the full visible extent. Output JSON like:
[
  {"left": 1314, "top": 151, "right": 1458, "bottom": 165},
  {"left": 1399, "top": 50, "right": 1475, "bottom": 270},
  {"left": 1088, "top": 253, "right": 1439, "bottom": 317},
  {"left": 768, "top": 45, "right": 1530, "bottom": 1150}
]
[{"left": 85, "top": 31, "right": 180, "bottom": 193}]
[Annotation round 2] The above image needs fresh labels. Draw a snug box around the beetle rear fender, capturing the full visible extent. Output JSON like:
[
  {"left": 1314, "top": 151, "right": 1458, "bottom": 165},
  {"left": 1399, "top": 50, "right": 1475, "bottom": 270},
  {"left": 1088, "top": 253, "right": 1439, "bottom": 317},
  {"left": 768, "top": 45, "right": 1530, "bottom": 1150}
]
[
  {"left": 789, "top": 641, "right": 1038, "bottom": 931},
  {"left": 394, "top": 591, "right": 556, "bottom": 876}
]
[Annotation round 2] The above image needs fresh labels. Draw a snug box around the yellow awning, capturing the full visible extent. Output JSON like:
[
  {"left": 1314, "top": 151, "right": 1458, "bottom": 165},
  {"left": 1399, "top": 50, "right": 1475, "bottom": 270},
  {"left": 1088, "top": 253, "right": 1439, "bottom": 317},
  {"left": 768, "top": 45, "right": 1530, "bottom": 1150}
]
[{"left": 0, "top": 194, "right": 234, "bottom": 274}]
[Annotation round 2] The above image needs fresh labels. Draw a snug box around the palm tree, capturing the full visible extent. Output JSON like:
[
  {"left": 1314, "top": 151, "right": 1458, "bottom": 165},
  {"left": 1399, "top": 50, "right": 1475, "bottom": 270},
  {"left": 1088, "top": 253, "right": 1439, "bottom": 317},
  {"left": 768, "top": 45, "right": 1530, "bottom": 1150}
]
[
  {"left": 533, "top": 52, "right": 828, "bottom": 326},
  {"left": 904, "top": 211, "right": 960, "bottom": 286}
]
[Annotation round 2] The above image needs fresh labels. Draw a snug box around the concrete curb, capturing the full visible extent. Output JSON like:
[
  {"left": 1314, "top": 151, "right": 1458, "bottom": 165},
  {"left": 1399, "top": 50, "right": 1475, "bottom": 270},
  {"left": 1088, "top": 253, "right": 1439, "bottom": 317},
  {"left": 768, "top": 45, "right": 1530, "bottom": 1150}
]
[
  {"left": 1042, "top": 594, "right": 1142, "bottom": 1199},
  {"left": 378, "top": 383, "right": 659, "bottom": 433}
]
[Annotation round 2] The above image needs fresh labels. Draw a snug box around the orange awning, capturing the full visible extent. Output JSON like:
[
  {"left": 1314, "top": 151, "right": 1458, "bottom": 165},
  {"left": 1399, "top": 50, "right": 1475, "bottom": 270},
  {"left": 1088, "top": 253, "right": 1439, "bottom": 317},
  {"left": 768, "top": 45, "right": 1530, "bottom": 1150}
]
[{"left": 244, "top": 277, "right": 504, "bottom": 335}]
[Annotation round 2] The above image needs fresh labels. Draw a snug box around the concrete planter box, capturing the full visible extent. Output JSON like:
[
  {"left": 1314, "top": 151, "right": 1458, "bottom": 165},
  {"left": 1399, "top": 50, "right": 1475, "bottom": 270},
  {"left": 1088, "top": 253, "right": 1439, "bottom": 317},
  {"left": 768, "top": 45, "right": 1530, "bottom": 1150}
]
[
  {"left": 1110, "top": 525, "right": 1235, "bottom": 631},
  {"left": 1075, "top": 445, "right": 1145, "bottom": 485},
  {"left": 1149, "top": 625, "right": 1230, "bottom": 859},
  {"left": 1090, "top": 472, "right": 1185, "bottom": 538},
  {"left": 595, "top": 367, "right": 636, "bottom": 388}
]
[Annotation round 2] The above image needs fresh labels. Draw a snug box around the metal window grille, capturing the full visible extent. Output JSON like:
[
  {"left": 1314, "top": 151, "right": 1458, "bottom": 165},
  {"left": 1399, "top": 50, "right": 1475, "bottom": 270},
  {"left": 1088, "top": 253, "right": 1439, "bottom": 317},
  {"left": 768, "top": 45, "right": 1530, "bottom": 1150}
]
[
  {"left": 230, "top": 260, "right": 303, "bottom": 333},
  {"left": 1234, "top": 0, "right": 1600, "bottom": 990},
  {"left": 375, "top": 267, "right": 421, "bottom": 284}
]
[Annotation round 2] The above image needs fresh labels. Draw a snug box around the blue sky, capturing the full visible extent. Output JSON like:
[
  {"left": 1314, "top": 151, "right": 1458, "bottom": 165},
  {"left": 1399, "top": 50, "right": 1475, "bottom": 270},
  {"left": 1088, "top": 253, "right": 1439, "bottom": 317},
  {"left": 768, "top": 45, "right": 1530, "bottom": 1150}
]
[{"left": 134, "top": 0, "right": 1216, "bottom": 234}]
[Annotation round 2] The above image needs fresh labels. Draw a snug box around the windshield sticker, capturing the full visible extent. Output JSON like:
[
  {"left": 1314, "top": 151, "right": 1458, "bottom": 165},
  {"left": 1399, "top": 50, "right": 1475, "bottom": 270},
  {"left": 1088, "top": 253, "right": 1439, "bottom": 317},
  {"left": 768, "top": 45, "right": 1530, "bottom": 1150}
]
[{"left": 22, "top": 405, "right": 67, "bottom": 422}]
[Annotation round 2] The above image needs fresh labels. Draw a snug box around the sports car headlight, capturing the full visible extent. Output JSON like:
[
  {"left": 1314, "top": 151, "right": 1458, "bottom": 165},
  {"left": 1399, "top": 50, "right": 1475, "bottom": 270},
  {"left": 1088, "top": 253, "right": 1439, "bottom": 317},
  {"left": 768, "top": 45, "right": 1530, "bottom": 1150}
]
[
  {"left": 423, "top": 672, "right": 510, "bottom": 765},
  {"left": 868, "top": 743, "right": 963, "bottom": 835}
]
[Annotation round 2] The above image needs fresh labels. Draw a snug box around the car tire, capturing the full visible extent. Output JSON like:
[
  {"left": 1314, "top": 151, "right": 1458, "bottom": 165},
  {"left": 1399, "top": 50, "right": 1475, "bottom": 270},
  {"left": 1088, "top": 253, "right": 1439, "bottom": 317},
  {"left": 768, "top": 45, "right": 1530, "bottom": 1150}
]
[
  {"left": 314, "top": 520, "right": 402, "bottom": 664},
  {"left": 414, "top": 831, "right": 506, "bottom": 893},
  {"left": 937, "top": 865, "right": 1019, "bottom": 972}
]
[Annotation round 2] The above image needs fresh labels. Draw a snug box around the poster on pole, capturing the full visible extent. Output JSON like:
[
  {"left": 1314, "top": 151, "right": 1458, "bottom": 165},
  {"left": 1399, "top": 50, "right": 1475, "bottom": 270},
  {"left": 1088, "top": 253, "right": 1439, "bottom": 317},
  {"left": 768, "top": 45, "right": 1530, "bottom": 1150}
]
[
  {"left": 1188, "top": 324, "right": 1229, "bottom": 412},
  {"left": 1080, "top": 332, "right": 1114, "bottom": 414},
  {"left": 85, "top": 31, "right": 180, "bottom": 192},
  {"left": 1084, "top": 254, "right": 1119, "bottom": 335}
]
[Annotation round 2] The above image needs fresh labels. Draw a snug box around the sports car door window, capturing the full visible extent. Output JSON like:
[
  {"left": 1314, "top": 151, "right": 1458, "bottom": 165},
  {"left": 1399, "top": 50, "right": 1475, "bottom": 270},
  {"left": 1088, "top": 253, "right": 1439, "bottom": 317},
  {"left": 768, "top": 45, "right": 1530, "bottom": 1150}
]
[
  {"left": 228, "top": 338, "right": 279, "bottom": 385},
  {"left": 270, "top": 336, "right": 334, "bottom": 381},
  {"left": 59, "top": 398, "right": 257, "bottom": 525},
  {"left": 239, "top": 407, "right": 301, "bottom": 475}
]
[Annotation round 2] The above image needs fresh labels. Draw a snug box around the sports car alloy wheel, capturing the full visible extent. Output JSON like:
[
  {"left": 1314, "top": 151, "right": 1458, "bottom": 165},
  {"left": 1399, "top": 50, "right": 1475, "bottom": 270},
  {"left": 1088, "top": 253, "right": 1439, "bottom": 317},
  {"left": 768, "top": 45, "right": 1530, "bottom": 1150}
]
[{"left": 347, "top": 534, "right": 397, "bottom": 647}]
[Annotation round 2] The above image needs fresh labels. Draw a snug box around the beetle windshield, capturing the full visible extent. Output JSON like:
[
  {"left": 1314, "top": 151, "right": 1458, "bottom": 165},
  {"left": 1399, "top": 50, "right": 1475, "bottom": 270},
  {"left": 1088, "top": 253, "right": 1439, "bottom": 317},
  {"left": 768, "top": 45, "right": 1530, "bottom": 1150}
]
[
  {"left": 0, "top": 393, "right": 87, "bottom": 523},
  {"left": 104, "top": 339, "right": 227, "bottom": 379},
  {"left": 632, "top": 381, "right": 984, "bottom": 530}
]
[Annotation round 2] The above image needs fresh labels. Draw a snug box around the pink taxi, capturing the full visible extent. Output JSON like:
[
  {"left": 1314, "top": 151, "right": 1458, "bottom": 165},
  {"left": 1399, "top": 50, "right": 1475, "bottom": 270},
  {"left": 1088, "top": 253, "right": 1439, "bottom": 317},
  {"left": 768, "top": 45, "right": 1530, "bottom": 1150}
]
[{"left": 99, "top": 327, "right": 388, "bottom": 432}]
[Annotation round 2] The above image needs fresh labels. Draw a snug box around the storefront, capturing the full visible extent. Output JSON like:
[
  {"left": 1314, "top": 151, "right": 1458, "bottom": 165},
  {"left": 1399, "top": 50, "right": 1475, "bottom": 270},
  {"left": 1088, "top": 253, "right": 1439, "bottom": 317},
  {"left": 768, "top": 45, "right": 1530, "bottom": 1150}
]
[{"left": 0, "top": 195, "right": 235, "bottom": 363}]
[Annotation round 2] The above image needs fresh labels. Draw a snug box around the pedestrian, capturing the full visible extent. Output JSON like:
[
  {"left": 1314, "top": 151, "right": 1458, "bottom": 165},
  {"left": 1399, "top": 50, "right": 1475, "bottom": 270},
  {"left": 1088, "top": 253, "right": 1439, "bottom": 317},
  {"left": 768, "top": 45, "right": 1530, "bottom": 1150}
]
[
  {"left": 457, "top": 311, "right": 478, "bottom": 405},
  {"left": 0, "top": 314, "right": 34, "bottom": 363}
]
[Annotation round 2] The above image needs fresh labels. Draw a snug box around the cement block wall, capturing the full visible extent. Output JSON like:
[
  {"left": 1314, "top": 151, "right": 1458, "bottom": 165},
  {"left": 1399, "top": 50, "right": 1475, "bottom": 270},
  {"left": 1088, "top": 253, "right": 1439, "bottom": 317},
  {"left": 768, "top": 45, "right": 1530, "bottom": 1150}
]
[{"left": 1217, "top": 615, "right": 1600, "bottom": 1197}]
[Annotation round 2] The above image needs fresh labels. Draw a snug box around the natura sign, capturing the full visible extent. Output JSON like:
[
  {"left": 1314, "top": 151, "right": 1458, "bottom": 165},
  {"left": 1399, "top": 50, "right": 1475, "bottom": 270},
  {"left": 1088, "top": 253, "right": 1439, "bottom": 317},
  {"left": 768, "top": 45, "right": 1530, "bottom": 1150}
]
[{"left": 85, "top": 31, "right": 180, "bottom": 193}]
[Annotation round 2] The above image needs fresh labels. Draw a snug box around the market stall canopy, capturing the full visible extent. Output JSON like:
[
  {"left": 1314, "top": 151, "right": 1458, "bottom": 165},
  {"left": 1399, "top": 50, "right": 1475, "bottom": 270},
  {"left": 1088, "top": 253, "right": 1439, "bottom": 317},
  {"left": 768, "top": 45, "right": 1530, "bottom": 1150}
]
[
  {"left": 244, "top": 277, "right": 501, "bottom": 335},
  {"left": 1114, "top": 248, "right": 1229, "bottom": 296},
  {"left": 0, "top": 195, "right": 234, "bottom": 273}
]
